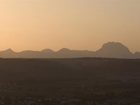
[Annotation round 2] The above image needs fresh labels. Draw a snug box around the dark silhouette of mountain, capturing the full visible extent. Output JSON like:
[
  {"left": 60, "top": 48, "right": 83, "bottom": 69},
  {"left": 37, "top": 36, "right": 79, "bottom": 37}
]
[
  {"left": 0, "top": 49, "right": 17, "bottom": 58},
  {"left": 95, "top": 42, "right": 133, "bottom": 58},
  {"left": 0, "top": 42, "right": 139, "bottom": 58},
  {"left": 17, "top": 50, "right": 41, "bottom": 58},
  {"left": 55, "top": 48, "right": 95, "bottom": 58},
  {"left": 41, "top": 49, "right": 54, "bottom": 53}
]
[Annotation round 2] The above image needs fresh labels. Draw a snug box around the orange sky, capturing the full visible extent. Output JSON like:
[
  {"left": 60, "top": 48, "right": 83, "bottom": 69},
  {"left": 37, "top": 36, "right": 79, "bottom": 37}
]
[{"left": 0, "top": 0, "right": 140, "bottom": 52}]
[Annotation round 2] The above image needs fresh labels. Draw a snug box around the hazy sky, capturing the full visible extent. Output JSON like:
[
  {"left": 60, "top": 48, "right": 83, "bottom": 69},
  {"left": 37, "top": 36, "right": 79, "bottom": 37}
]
[{"left": 0, "top": 0, "right": 140, "bottom": 52}]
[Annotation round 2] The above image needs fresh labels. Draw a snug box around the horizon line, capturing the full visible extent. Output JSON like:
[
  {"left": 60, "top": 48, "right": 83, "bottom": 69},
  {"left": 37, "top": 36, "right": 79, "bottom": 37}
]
[{"left": 0, "top": 42, "right": 139, "bottom": 53}]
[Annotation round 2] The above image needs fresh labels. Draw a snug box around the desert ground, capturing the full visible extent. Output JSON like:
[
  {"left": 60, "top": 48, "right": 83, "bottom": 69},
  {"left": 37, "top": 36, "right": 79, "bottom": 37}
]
[{"left": 0, "top": 58, "right": 139, "bottom": 105}]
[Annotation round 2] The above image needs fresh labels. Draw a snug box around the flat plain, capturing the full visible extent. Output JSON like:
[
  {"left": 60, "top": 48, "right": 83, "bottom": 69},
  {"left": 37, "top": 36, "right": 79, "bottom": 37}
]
[{"left": 0, "top": 58, "right": 140, "bottom": 105}]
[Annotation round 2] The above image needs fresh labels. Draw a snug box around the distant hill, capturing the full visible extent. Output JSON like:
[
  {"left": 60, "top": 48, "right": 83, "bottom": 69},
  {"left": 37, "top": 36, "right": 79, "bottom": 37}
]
[
  {"left": 0, "top": 42, "right": 139, "bottom": 58},
  {"left": 134, "top": 52, "right": 140, "bottom": 58},
  {"left": 95, "top": 42, "right": 133, "bottom": 58}
]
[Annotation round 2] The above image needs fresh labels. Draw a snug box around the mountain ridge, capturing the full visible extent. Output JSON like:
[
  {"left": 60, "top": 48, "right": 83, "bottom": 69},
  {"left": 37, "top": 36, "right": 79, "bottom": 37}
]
[{"left": 0, "top": 42, "right": 140, "bottom": 58}]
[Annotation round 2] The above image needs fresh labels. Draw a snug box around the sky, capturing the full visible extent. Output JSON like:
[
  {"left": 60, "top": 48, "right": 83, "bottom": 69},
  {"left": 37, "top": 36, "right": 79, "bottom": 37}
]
[{"left": 0, "top": 0, "right": 140, "bottom": 52}]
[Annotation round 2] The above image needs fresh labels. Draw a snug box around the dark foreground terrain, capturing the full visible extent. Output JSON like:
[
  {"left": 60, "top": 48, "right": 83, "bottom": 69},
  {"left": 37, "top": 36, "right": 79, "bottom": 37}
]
[{"left": 0, "top": 58, "right": 140, "bottom": 105}]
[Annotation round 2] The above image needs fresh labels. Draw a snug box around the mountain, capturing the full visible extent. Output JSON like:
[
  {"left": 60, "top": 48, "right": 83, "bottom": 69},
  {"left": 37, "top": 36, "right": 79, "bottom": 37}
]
[
  {"left": 0, "top": 42, "right": 139, "bottom": 58},
  {"left": 0, "top": 49, "right": 17, "bottom": 58},
  {"left": 55, "top": 48, "right": 95, "bottom": 58},
  {"left": 41, "top": 49, "right": 54, "bottom": 53},
  {"left": 17, "top": 50, "right": 41, "bottom": 58},
  {"left": 134, "top": 52, "right": 140, "bottom": 58},
  {"left": 95, "top": 42, "right": 133, "bottom": 58}
]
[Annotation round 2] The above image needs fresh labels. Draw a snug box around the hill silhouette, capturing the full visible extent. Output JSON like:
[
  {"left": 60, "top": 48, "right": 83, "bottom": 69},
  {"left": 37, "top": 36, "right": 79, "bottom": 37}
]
[
  {"left": 0, "top": 42, "right": 139, "bottom": 58},
  {"left": 95, "top": 42, "right": 133, "bottom": 58}
]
